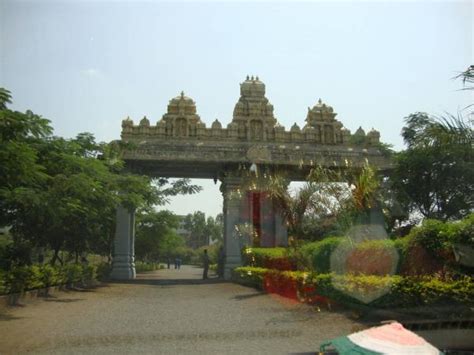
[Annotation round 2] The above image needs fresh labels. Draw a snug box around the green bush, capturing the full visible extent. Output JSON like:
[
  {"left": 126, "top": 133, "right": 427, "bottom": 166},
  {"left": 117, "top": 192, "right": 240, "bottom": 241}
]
[
  {"left": 232, "top": 266, "right": 268, "bottom": 289},
  {"left": 3, "top": 265, "right": 42, "bottom": 294},
  {"left": 313, "top": 273, "right": 474, "bottom": 308},
  {"left": 451, "top": 213, "right": 474, "bottom": 246},
  {"left": 135, "top": 261, "right": 160, "bottom": 273},
  {"left": 39, "top": 264, "right": 60, "bottom": 288},
  {"left": 96, "top": 262, "right": 112, "bottom": 281},
  {"left": 81, "top": 265, "right": 97, "bottom": 285},
  {"left": 233, "top": 266, "right": 320, "bottom": 301},
  {"left": 395, "top": 214, "right": 474, "bottom": 275},
  {"left": 408, "top": 219, "right": 451, "bottom": 254},
  {"left": 63, "top": 264, "right": 83, "bottom": 285},
  {"left": 233, "top": 267, "right": 474, "bottom": 309},
  {"left": 1, "top": 263, "right": 104, "bottom": 295},
  {"left": 242, "top": 247, "right": 296, "bottom": 270},
  {"left": 301, "top": 236, "right": 413, "bottom": 275},
  {"left": 300, "top": 237, "right": 345, "bottom": 273}
]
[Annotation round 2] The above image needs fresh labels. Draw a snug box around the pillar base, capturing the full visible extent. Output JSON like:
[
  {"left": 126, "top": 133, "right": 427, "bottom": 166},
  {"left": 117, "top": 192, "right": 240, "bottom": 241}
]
[
  {"left": 223, "top": 255, "right": 241, "bottom": 280},
  {"left": 110, "top": 255, "right": 136, "bottom": 280}
]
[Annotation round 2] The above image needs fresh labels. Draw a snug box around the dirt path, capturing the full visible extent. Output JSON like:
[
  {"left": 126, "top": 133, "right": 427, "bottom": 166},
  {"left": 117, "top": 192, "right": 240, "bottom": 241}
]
[{"left": 0, "top": 265, "right": 363, "bottom": 354}]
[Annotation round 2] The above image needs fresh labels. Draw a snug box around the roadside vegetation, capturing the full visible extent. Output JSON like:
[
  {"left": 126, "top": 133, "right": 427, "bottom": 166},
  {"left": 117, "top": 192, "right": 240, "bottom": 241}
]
[
  {"left": 0, "top": 87, "right": 201, "bottom": 296},
  {"left": 233, "top": 67, "right": 473, "bottom": 316}
]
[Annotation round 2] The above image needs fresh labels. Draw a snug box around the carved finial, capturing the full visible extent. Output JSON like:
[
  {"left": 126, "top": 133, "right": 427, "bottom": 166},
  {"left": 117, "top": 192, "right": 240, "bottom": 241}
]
[
  {"left": 246, "top": 75, "right": 249, "bottom": 80},
  {"left": 318, "top": 98, "right": 322, "bottom": 104},
  {"left": 180, "top": 91, "right": 184, "bottom": 98},
  {"left": 256, "top": 75, "right": 259, "bottom": 80},
  {"left": 251, "top": 75, "right": 254, "bottom": 80}
]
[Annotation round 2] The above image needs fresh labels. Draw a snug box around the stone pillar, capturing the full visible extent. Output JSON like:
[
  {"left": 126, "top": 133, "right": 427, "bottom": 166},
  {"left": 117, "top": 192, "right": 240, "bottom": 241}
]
[
  {"left": 274, "top": 210, "right": 288, "bottom": 247},
  {"left": 260, "top": 194, "right": 275, "bottom": 247},
  {"left": 221, "top": 177, "right": 244, "bottom": 280},
  {"left": 110, "top": 205, "right": 136, "bottom": 280}
]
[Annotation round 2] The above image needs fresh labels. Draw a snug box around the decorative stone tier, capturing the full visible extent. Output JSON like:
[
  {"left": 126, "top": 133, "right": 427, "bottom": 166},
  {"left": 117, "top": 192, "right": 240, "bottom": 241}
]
[
  {"left": 121, "top": 77, "right": 381, "bottom": 146},
  {"left": 122, "top": 140, "right": 393, "bottom": 180}
]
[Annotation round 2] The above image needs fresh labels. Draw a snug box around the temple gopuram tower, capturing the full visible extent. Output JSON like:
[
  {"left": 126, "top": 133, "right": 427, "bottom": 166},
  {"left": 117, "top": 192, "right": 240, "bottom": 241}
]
[{"left": 232, "top": 75, "right": 278, "bottom": 141}]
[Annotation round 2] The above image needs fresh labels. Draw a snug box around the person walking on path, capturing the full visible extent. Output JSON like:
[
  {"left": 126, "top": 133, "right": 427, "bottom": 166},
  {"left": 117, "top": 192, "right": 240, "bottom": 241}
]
[{"left": 202, "top": 249, "right": 210, "bottom": 280}]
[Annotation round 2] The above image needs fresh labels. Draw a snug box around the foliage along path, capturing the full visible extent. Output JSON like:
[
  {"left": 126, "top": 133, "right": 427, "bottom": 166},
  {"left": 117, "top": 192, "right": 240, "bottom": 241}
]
[{"left": 0, "top": 265, "right": 364, "bottom": 354}]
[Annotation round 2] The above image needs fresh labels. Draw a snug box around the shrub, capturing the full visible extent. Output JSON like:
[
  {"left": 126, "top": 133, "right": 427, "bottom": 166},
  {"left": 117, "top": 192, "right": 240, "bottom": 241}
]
[
  {"left": 233, "top": 266, "right": 320, "bottom": 302},
  {"left": 343, "top": 239, "right": 399, "bottom": 276},
  {"left": 63, "top": 264, "right": 83, "bottom": 286},
  {"left": 39, "top": 264, "right": 60, "bottom": 288},
  {"left": 302, "top": 236, "right": 415, "bottom": 275},
  {"left": 232, "top": 266, "right": 267, "bottom": 289},
  {"left": 3, "top": 265, "right": 42, "bottom": 294},
  {"left": 1, "top": 262, "right": 105, "bottom": 296},
  {"left": 233, "top": 267, "right": 474, "bottom": 309},
  {"left": 313, "top": 273, "right": 474, "bottom": 308},
  {"left": 301, "top": 237, "right": 345, "bottom": 273},
  {"left": 408, "top": 219, "right": 451, "bottom": 254},
  {"left": 242, "top": 247, "right": 296, "bottom": 271},
  {"left": 96, "top": 262, "right": 112, "bottom": 281},
  {"left": 81, "top": 265, "right": 97, "bottom": 285},
  {"left": 135, "top": 261, "right": 160, "bottom": 273},
  {"left": 451, "top": 213, "right": 474, "bottom": 246}
]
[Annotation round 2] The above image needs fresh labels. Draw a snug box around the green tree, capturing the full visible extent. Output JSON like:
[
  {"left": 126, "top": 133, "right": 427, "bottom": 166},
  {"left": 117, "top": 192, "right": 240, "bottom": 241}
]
[
  {"left": 205, "top": 214, "right": 223, "bottom": 245},
  {"left": 135, "top": 210, "right": 180, "bottom": 261},
  {"left": 183, "top": 211, "right": 208, "bottom": 248},
  {"left": 0, "top": 88, "right": 202, "bottom": 266},
  {"left": 391, "top": 112, "right": 473, "bottom": 221}
]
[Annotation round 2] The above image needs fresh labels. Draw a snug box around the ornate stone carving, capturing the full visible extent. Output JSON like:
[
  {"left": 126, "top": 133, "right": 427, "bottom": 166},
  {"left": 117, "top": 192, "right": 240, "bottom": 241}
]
[
  {"left": 246, "top": 145, "right": 272, "bottom": 162},
  {"left": 367, "top": 128, "right": 380, "bottom": 144},
  {"left": 119, "top": 77, "right": 383, "bottom": 148},
  {"left": 232, "top": 76, "right": 279, "bottom": 141}
]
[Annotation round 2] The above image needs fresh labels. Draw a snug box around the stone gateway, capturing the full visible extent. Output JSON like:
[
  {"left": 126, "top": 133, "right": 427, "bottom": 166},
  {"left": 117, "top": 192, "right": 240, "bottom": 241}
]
[{"left": 111, "top": 77, "right": 392, "bottom": 280}]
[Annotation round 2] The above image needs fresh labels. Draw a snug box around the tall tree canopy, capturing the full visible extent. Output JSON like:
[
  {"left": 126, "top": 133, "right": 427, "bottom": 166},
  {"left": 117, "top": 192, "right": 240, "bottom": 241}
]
[
  {"left": 391, "top": 113, "right": 473, "bottom": 221},
  {"left": 0, "top": 88, "right": 201, "bottom": 265}
]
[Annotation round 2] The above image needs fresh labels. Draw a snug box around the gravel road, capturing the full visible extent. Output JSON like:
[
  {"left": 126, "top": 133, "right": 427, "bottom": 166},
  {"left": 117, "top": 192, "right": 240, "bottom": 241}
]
[{"left": 0, "top": 265, "right": 364, "bottom": 354}]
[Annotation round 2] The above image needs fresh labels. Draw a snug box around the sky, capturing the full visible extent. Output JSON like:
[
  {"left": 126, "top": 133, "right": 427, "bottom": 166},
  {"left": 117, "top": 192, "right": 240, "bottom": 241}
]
[{"left": 1, "top": 0, "right": 472, "bottom": 218}]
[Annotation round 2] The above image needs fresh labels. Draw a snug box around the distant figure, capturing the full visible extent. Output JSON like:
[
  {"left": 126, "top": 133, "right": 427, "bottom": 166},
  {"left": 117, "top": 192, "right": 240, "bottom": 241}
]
[
  {"left": 202, "top": 249, "right": 210, "bottom": 280},
  {"left": 217, "top": 246, "right": 225, "bottom": 278},
  {"left": 176, "top": 257, "right": 181, "bottom": 269},
  {"left": 174, "top": 257, "right": 178, "bottom": 269},
  {"left": 167, "top": 257, "right": 171, "bottom": 269}
]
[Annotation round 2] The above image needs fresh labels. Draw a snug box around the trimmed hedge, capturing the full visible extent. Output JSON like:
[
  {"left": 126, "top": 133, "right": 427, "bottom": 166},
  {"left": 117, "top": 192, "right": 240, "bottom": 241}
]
[
  {"left": 301, "top": 237, "right": 406, "bottom": 275},
  {"left": 313, "top": 273, "right": 474, "bottom": 308},
  {"left": 135, "top": 261, "right": 162, "bottom": 273},
  {"left": 242, "top": 247, "right": 296, "bottom": 271},
  {"left": 1, "top": 263, "right": 101, "bottom": 295},
  {"left": 233, "top": 266, "right": 474, "bottom": 309},
  {"left": 233, "top": 266, "right": 317, "bottom": 301}
]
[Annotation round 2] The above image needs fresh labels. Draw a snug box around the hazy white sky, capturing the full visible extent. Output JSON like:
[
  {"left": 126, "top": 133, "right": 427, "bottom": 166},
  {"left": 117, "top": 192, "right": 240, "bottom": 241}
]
[{"left": 1, "top": 0, "right": 472, "bottom": 218}]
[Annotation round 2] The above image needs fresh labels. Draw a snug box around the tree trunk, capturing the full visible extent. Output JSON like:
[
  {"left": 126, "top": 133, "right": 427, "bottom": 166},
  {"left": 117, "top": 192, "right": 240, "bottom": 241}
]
[{"left": 50, "top": 247, "right": 60, "bottom": 266}]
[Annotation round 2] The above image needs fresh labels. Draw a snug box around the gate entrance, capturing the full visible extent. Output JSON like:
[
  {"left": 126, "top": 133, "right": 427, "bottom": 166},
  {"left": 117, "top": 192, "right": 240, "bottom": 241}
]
[{"left": 111, "top": 76, "right": 392, "bottom": 280}]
